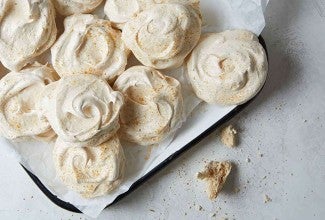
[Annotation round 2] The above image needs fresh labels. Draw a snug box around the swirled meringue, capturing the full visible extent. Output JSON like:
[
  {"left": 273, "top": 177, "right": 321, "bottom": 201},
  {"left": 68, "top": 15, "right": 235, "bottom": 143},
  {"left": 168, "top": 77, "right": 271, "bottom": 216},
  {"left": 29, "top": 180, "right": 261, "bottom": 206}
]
[
  {"left": 0, "top": 0, "right": 57, "bottom": 71},
  {"left": 0, "top": 63, "right": 59, "bottom": 141},
  {"left": 104, "top": 0, "right": 199, "bottom": 29},
  {"left": 113, "top": 66, "right": 184, "bottom": 146},
  {"left": 187, "top": 30, "right": 268, "bottom": 105},
  {"left": 53, "top": 136, "right": 125, "bottom": 198},
  {"left": 122, "top": 3, "right": 202, "bottom": 70},
  {"left": 52, "top": 0, "right": 103, "bottom": 16},
  {"left": 51, "top": 14, "right": 129, "bottom": 84},
  {"left": 40, "top": 74, "right": 124, "bottom": 148}
]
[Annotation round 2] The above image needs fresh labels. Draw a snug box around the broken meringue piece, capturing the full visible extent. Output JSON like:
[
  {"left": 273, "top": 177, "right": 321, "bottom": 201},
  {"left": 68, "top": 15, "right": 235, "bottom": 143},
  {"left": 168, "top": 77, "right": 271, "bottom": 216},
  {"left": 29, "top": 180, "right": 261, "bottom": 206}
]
[{"left": 197, "top": 161, "right": 232, "bottom": 199}]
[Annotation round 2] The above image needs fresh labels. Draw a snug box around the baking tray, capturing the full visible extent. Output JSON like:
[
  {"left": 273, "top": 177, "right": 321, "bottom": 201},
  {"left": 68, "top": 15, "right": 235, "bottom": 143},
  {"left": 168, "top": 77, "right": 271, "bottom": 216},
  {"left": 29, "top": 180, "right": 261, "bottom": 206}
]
[{"left": 21, "top": 36, "right": 268, "bottom": 213}]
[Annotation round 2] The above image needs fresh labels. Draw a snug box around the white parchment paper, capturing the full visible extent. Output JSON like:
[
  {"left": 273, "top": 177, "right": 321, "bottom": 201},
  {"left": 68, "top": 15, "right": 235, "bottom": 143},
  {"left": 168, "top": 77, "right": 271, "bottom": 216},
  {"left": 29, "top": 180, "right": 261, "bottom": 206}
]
[{"left": 0, "top": 0, "right": 268, "bottom": 217}]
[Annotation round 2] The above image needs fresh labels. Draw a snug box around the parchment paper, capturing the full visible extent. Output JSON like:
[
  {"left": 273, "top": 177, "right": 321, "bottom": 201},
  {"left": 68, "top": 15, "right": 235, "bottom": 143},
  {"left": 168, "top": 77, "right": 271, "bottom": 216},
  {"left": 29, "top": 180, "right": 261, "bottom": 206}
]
[{"left": 0, "top": 0, "right": 268, "bottom": 217}]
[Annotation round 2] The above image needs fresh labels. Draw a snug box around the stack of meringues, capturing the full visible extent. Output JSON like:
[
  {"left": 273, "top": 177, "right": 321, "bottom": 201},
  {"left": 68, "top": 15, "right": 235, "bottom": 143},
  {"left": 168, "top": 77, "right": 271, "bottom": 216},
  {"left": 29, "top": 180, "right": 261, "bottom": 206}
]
[{"left": 0, "top": 0, "right": 267, "bottom": 198}]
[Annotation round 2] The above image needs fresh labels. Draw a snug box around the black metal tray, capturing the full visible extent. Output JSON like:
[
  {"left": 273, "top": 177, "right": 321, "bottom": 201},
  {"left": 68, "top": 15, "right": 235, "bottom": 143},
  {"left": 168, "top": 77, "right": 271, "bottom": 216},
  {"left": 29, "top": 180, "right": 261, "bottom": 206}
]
[{"left": 22, "top": 36, "right": 268, "bottom": 213}]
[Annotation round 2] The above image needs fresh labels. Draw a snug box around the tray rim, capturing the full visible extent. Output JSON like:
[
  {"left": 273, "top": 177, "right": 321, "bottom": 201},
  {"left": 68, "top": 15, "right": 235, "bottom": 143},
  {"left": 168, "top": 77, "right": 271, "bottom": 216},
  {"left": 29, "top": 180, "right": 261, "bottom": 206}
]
[{"left": 21, "top": 36, "right": 268, "bottom": 214}]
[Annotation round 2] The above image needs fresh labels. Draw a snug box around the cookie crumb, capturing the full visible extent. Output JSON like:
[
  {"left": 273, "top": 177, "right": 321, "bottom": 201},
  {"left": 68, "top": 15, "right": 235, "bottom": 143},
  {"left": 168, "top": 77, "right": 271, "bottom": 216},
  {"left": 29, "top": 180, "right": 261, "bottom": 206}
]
[
  {"left": 220, "top": 125, "right": 238, "bottom": 147},
  {"left": 197, "top": 161, "right": 232, "bottom": 199},
  {"left": 197, "top": 205, "right": 203, "bottom": 211},
  {"left": 263, "top": 194, "right": 272, "bottom": 203}
]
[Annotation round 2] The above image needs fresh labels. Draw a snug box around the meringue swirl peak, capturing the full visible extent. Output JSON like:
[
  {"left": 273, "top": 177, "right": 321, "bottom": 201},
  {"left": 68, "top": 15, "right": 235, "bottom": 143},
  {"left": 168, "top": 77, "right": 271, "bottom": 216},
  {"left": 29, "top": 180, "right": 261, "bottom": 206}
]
[
  {"left": 187, "top": 30, "right": 268, "bottom": 105},
  {"left": 40, "top": 74, "right": 124, "bottom": 148},
  {"left": 51, "top": 14, "right": 129, "bottom": 84},
  {"left": 53, "top": 136, "right": 125, "bottom": 198},
  {"left": 114, "top": 66, "right": 184, "bottom": 146},
  {"left": 122, "top": 3, "right": 202, "bottom": 70}
]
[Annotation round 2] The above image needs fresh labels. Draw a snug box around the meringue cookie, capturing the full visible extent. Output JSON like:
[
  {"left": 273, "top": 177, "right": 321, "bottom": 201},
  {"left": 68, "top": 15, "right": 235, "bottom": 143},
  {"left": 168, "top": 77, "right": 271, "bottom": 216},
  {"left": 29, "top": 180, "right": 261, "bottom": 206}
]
[
  {"left": 51, "top": 14, "right": 129, "bottom": 84},
  {"left": 104, "top": 0, "right": 199, "bottom": 29},
  {"left": 40, "top": 74, "right": 124, "bottom": 148},
  {"left": 113, "top": 66, "right": 184, "bottom": 146},
  {"left": 122, "top": 3, "right": 202, "bottom": 69},
  {"left": 53, "top": 136, "right": 125, "bottom": 198},
  {"left": 0, "top": 0, "right": 57, "bottom": 71},
  {"left": 0, "top": 63, "right": 59, "bottom": 141},
  {"left": 187, "top": 30, "right": 268, "bottom": 105},
  {"left": 52, "top": 0, "right": 103, "bottom": 16}
]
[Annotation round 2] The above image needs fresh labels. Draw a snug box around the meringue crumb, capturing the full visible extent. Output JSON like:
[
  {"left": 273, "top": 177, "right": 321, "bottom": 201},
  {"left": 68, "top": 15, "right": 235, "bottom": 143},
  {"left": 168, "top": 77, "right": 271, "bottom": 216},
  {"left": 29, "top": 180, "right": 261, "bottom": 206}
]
[
  {"left": 263, "top": 194, "right": 272, "bottom": 203},
  {"left": 197, "top": 161, "right": 232, "bottom": 200},
  {"left": 220, "top": 125, "right": 238, "bottom": 147}
]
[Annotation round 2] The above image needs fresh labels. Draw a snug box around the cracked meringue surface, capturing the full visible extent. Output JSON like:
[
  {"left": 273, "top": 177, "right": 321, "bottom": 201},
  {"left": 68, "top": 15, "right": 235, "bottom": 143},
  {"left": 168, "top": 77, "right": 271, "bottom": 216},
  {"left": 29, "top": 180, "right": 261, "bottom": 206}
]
[
  {"left": 187, "top": 30, "right": 268, "bottom": 105},
  {"left": 0, "top": 63, "right": 59, "bottom": 141},
  {"left": 51, "top": 14, "right": 129, "bottom": 84},
  {"left": 114, "top": 66, "right": 184, "bottom": 146},
  {"left": 40, "top": 74, "right": 124, "bottom": 148},
  {"left": 122, "top": 3, "right": 202, "bottom": 70},
  {"left": 52, "top": 0, "right": 103, "bottom": 16},
  {"left": 53, "top": 136, "right": 125, "bottom": 198},
  {"left": 0, "top": 0, "right": 57, "bottom": 71}
]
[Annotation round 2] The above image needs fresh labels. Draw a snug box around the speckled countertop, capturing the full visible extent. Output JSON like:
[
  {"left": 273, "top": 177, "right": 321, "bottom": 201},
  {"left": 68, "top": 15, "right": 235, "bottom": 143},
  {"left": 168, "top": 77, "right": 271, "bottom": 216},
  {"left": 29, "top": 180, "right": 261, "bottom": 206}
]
[{"left": 1, "top": 0, "right": 325, "bottom": 219}]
